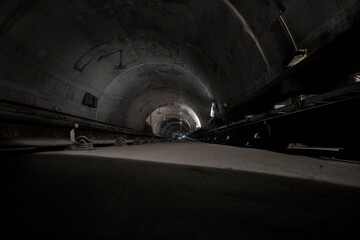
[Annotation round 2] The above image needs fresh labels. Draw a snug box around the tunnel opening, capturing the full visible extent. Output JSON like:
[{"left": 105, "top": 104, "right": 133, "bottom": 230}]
[
  {"left": 146, "top": 103, "right": 201, "bottom": 138},
  {"left": 95, "top": 63, "right": 213, "bottom": 132}
]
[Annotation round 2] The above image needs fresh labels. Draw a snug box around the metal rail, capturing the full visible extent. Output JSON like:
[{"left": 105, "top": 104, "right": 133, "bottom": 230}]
[
  {"left": 194, "top": 82, "right": 360, "bottom": 137},
  {"left": 0, "top": 98, "right": 147, "bottom": 135}
]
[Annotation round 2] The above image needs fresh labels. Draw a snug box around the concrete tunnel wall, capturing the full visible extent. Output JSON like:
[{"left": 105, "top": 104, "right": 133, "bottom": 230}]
[{"left": 1, "top": 0, "right": 359, "bottom": 135}]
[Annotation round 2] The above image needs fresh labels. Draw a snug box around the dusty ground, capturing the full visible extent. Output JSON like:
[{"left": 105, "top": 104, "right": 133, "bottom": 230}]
[
  {"left": 2, "top": 142, "right": 360, "bottom": 239},
  {"left": 50, "top": 141, "right": 360, "bottom": 187}
]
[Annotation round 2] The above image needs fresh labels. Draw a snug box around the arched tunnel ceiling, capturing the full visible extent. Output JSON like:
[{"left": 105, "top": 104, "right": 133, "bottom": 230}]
[
  {"left": 97, "top": 63, "right": 211, "bottom": 130},
  {"left": 0, "top": 0, "right": 359, "bottom": 134}
]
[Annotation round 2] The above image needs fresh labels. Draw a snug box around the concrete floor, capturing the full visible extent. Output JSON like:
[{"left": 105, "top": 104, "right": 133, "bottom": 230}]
[{"left": 3, "top": 142, "right": 360, "bottom": 239}]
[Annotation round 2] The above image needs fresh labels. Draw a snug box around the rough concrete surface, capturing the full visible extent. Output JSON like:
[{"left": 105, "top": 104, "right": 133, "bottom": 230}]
[
  {"left": 48, "top": 142, "right": 360, "bottom": 187},
  {"left": 2, "top": 142, "right": 360, "bottom": 239}
]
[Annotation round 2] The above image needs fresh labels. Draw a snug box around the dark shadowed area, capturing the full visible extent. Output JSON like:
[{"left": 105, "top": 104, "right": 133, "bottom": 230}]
[{"left": 3, "top": 150, "right": 360, "bottom": 239}]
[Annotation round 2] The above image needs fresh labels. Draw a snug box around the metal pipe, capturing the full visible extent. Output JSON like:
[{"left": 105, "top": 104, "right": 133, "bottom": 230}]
[{"left": 279, "top": 15, "right": 298, "bottom": 51}]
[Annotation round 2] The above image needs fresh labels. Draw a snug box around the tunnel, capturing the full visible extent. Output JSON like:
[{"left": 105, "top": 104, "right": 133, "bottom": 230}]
[{"left": 1, "top": 0, "right": 360, "bottom": 239}]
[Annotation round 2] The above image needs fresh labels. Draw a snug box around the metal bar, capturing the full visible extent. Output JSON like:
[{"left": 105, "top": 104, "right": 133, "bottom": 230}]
[
  {"left": 279, "top": 15, "right": 298, "bottom": 51},
  {"left": 119, "top": 49, "right": 123, "bottom": 66}
]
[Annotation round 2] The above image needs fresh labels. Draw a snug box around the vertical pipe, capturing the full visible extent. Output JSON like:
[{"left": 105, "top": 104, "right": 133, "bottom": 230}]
[{"left": 279, "top": 15, "right": 298, "bottom": 52}]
